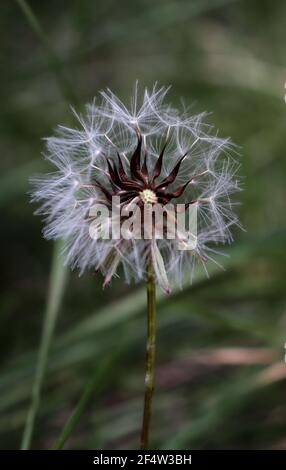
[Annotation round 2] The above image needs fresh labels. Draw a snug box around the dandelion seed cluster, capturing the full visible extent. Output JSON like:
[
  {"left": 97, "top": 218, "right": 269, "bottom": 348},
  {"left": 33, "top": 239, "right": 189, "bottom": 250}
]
[{"left": 32, "top": 85, "right": 241, "bottom": 292}]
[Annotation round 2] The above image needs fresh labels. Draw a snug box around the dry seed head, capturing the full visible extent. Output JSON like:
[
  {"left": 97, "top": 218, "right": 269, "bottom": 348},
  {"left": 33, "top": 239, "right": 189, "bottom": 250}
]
[{"left": 31, "top": 84, "right": 241, "bottom": 292}]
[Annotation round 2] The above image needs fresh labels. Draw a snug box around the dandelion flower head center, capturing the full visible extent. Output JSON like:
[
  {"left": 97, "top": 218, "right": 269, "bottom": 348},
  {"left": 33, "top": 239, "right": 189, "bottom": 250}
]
[
  {"left": 93, "top": 134, "right": 196, "bottom": 212},
  {"left": 139, "top": 189, "right": 158, "bottom": 204}
]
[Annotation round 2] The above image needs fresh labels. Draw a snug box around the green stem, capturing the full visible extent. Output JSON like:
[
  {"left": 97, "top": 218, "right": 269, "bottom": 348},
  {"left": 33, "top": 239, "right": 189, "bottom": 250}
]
[
  {"left": 20, "top": 240, "right": 68, "bottom": 449},
  {"left": 140, "top": 262, "right": 156, "bottom": 450}
]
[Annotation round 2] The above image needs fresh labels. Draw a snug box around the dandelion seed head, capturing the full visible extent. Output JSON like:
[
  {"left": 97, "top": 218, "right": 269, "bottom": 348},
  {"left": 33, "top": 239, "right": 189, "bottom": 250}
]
[{"left": 31, "top": 84, "right": 241, "bottom": 292}]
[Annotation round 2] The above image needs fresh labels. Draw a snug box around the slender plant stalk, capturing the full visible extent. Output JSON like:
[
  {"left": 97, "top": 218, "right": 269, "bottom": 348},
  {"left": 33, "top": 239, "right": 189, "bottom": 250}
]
[
  {"left": 16, "top": 0, "right": 78, "bottom": 449},
  {"left": 140, "top": 261, "right": 156, "bottom": 450},
  {"left": 52, "top": 335, "right": 131, "bottom": 450},
  {"left": 52, "top": 376, "right": 97, "bottom": 450},
  {"left": 21, "top": 240, "right": 68, "bottom": 449},
  {"left": 52, "top": 355, "right": 114, "bottom": 450}
]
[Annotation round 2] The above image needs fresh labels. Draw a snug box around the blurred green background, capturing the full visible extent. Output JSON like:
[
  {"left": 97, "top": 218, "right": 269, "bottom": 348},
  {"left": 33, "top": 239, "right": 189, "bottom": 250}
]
[{"left": 1, "top": 0, "right": 286, "bottom": 450}]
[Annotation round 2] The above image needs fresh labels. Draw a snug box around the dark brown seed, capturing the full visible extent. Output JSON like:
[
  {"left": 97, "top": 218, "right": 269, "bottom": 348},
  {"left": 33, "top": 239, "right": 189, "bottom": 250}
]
[
  {"left": 152, "top": 140, "right": 169, "bottom": 182},
  {"left": 155, "top": 153, "right": 187, "bottom": 190},
  {"left": 130, "top": 136, "right": 145, "bottom": 182}
]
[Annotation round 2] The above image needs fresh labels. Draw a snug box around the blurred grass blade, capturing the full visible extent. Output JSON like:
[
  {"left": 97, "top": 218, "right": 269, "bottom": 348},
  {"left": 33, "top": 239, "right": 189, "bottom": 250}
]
[
  {"left": 52, "top": 351, "right": 122, "bottom": 450},
  {"left": 21, "top": 240, "right": 68, "bottom": 449},
  {"left": 75, "top": 0, "right": 241, "bottom": 58},
  {"left": 15, "top": 0, "right": 78, "bottom": 105},
  {"left": 16, "top": 0, "right": 79, "bottom": 449},
  {"left": 161, "top": 363, "right": 285, "bottom": 450},
  {"left": 0, "top": 233, "right": 282, "bottom": 404}
]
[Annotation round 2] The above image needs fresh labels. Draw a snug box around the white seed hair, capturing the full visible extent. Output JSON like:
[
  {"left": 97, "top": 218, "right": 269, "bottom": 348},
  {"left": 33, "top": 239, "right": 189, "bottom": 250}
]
[{"left": 31, "top": 84, "right": 241, "bottom": 292}]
